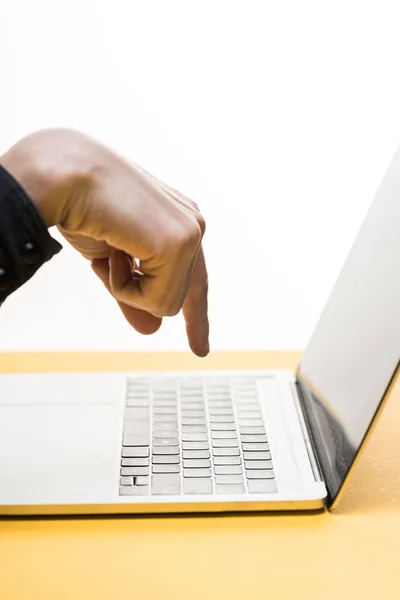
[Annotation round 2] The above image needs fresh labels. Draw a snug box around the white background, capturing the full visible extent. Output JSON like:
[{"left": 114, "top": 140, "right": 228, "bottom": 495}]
[{"left": 0, "top": 0, "right": 399, "bottom": 352}]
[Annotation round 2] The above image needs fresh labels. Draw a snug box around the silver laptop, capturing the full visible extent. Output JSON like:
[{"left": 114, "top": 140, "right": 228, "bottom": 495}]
[{"left": 0, "top": 148, "right": 399, "bottom": 516}]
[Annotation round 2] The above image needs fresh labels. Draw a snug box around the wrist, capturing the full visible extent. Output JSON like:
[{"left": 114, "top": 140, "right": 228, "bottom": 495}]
[{"left": 0, "top": 129, "right": 95, "bottom": 228}]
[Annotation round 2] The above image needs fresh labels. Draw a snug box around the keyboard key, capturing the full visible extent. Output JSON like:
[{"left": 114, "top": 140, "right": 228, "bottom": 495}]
[
  {"left": 126, "top": 379, "right": 149, "bottom": 388},
  {"left": 153, "top": 384, "right": 176, "bottom": 393},
  {"left": 135, "top": 476, "right": 150, "bottom": 486},
  {"left": 153, "top": 415, "right": 177, "bottom": 423},
  {"left": 207, "top": 386, "right": 230, "bottom": 392},
  {"left": 152, "top": 438, "right": 179, "bottom": 446},
  {"left": 183, "top": 468, "right": 212, "bottom": 478},
  {"left": 182, "top": 441, "right": 209, "bottom": 450},
  {"left": 182, "top": 433, "right": 208, "bottom": 442},
  {"left": 248, "top": 480, "right": 278, "bottom": 494},
  {"left": 182, "top": 450, "right": 210, "bottom": 459},
  {"left": 126, "top": 388, "right": 149, "bottom": 396},
  {"left": 215, "top": 465, "right": 243, "bottom": 475},
  {"left": 246, "top": 470, "right": 275, "bottom": 479},
  {"left": 123, "top": 435, "right": 150, "bottom": 447},
  {"left": 216, "top": 485, "right": 245, "bottom": 495},
  {"left": 242, "top": 443, "right": 270, "bottom": 452},
  {"left": 153, "top": 402, "right": 177, "bottom": 408},
  {"left": 245, "top": 460, "right": 273, "bottom": 470},
  {"left": 121, "top": 458, "right": 150, "bottom": 467},
  {"left": 182, "top": 418, "right": 206, "bottom": 426},
  {"left": 181, "top": 401, "right": 204, "bottom": 407},
  {"left": 153, "top": 407, "right": 177, "bottom": 416},
  {"left": 122, "top": 447, "right": 150, "bottom": 458},
  {"left": 184, "top": 478, "right": 213, "bottom": 495},
  {"left": 126, "top": 384, "right": 146, "bottom": 391},
  {"left": 152, "top": 473, "right": 181, "bottom": 495},
  {"left": 241, "top": 435, "right": 268, "bottom": 443},
  {"left": 212, "top": 439, "right": 239, "bottom": 448},
  {"left": 124, "top": 422, "right": 150, "bottom": 435},
  {"left": 152, "top": 421, "right": 178, "bottom": 431},
  {"left": 124, "top": 407, "right": 150, "bottom": 420},
  {"left": 120, "top": 476, "right": 134, "bottom": 486},
  {"left": 152, "top": 429, "right": 179, "bottom": 438},
  {"left": 211, "top": 431, "right": 238, "bottom": 439},
  {"left": 180, "top": 403, "right": 205, "bottom": 410},
  {"left": 239, "top": 426, "right": 266, "bottom": 435},
  {"left": 181, "top": 386, "right": 204, "bottom": 398},
  {"left": 243, "top": 451, "right": 270, "bottom": 460},
  {"left": 181, "top": 411, "right": 205, "bottom": 418},
  {"left": 210, "top": 422, "right": 237, "bottom": 431},
  {"left": 126, "top": 398, "right": 150, "bottom": 407},
  {"left": 210, "top": 415, "right": 235, "bottom": 423},
  {"left": 153, "top": 385, "right": 176, "bottom": 392},
  {"left": 183, "top": 459, "right": 211, "bottom": 469},
  {"left": 208, "top": 401, "right": 232, "bottom": 408},
  {"left": 208, "top": 408, "right": 234, "bottom": 416},
  {"left": 153, "top": 385, "right": 176, "bottom": 393},
  {"left": 121, "top": 466, "right": 150, "bottom": 476},
  {"left": 126, "top": 393, "right": 150, "bottom": 401},
  {"left": 152, "top": 446, "right": 180, "bottom": 455},
  {"left": 152, "top": 455, "right": 180, "bottom": 464},
  {"left": 239, "top": 419, "right": 264, "bottom": 426},
  {"left": 152, "top": 464, "right": 181, "bottom": 474},
  {"left": 213, "top": 456, "right": 241, "bottom": 466},
  {"left": 215, "top": 475, "right": 244, "bottom": 485},
  {"left": 119, "top": 486, "right": 149, "bottom": 496},
  {"left": 126, "top": 382, "right": 149, "bottom": 390},
  {"left": 154, "top": 384, "right": 176, "bottom": 395},
  {"left": 181, "top": 425, "right": 207, "bottom": 434},
  {"left": 212, "top": 447, "right": 240, "bottom": 457}
]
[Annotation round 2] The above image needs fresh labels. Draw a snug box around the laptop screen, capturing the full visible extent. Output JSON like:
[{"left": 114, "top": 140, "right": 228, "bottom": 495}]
[{"left": 297, "top": 147, "right": 400, "bottom": 508}]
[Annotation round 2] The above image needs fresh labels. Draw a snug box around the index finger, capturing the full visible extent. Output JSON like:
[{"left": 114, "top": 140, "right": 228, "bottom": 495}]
[{"left": 182, "top": 246, "right": 209, "bottom": 357}]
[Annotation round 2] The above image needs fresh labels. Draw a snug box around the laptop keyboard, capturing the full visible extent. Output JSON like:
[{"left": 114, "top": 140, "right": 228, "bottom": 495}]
[{"left": 119, "top": 376, "right": 277, "bottom": 497}]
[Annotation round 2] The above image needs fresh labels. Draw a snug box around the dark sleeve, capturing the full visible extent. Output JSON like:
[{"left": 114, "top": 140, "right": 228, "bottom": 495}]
[{"left": 0, "top": 164, "right": 62, "bottom": 306}]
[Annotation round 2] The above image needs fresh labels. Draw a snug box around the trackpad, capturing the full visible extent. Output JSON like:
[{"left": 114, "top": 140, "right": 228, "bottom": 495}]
[{"left": 0, "top": 403, "right": 121, "bottom": 504}]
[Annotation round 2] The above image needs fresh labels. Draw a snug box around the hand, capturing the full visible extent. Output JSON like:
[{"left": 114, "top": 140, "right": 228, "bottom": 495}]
[{"left": 0, "top": 129, "right": 209, "bottom": 356}]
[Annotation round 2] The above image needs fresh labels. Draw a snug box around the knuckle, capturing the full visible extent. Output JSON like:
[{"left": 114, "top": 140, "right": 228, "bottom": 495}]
[
  {"left": 165, "top": 304, "right": 181, "bottom": 317},
  {"left": 187, "top": 201, "right": 206, "bottom": 235},
  {"left": 175, "top": 219, "right": 203, "bottom": 251},
  {"left": 196, "top": 213, "right": 206, "bottom": 236},
  {"left": 190, "top": 200, "right": 200, "bottom": 212}
]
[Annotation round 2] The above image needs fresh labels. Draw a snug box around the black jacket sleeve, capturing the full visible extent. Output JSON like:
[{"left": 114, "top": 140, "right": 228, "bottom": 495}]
[{"left": 0, "top": 164, "right": 62, "bottom": 306}]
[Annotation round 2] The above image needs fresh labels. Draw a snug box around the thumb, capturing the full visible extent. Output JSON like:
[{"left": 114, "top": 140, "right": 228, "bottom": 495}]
[{"left": 91, "top": 256, "right": 162, "bottom": 335}]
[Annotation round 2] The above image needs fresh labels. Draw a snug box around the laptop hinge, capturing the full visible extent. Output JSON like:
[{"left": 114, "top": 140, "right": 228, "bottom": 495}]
[{"left": 291, "top": 380, "right": 323, "bottom": 483}]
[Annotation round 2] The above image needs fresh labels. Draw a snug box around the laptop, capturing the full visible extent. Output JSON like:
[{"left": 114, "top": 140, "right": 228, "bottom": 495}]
[{"left": 0, "top": 149, "right": 399, "bottom": 516}]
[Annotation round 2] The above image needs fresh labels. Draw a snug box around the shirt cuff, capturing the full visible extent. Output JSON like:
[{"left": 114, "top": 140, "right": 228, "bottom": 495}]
[{"left": 0, "top": 164, "right": 62, "bottom": 305}]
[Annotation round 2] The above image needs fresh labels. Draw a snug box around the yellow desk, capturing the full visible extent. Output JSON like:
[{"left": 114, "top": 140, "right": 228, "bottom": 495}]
[{"left": 0, "top": 351, "right": 399, "bottom": 600}]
